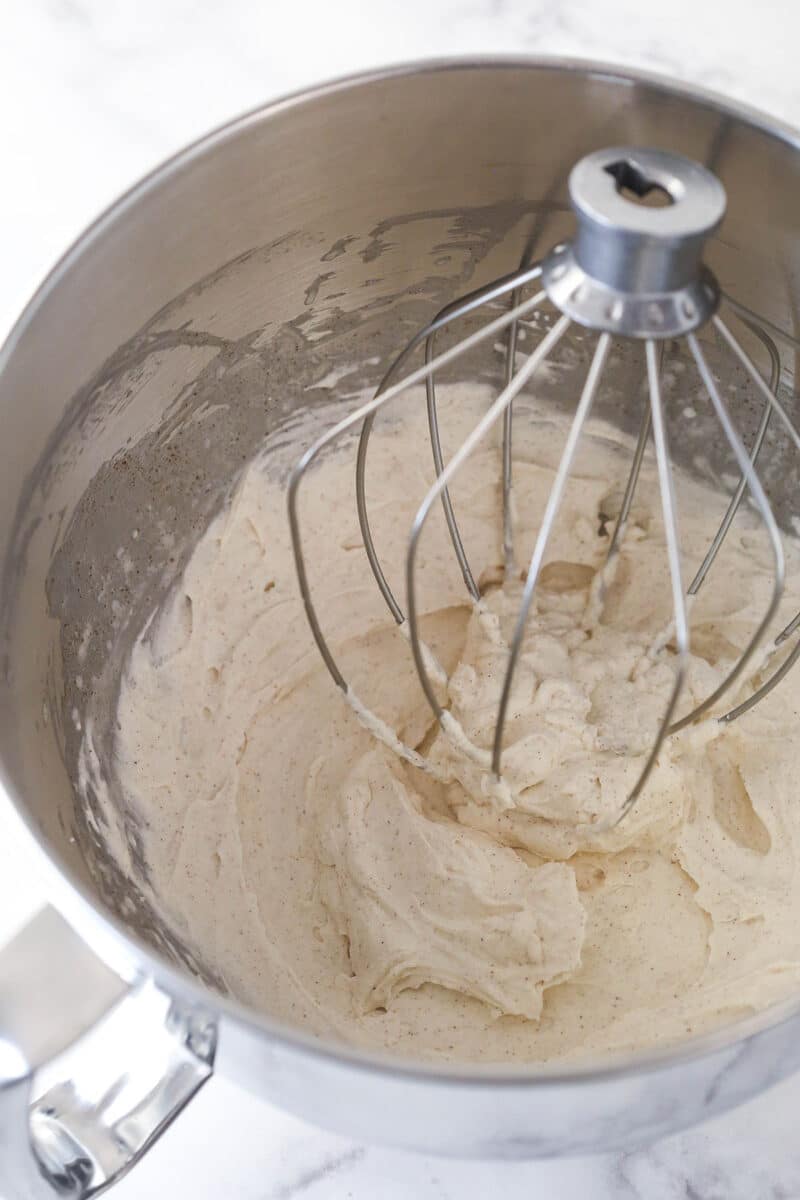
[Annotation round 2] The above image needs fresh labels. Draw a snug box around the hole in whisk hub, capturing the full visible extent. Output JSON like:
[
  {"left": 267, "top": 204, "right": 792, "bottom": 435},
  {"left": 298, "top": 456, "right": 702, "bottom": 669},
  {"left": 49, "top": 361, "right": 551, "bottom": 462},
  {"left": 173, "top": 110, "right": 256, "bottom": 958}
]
[{"left": 604, "top": 159, "right": 674, "bottom": 208}]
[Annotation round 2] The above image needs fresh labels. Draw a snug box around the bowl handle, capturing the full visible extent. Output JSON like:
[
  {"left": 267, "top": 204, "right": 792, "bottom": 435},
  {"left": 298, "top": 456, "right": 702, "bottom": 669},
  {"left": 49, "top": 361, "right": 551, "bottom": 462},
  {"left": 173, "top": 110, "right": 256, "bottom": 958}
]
[{"left": 0, "top": 906, "right": 216, "bottom": 1198}]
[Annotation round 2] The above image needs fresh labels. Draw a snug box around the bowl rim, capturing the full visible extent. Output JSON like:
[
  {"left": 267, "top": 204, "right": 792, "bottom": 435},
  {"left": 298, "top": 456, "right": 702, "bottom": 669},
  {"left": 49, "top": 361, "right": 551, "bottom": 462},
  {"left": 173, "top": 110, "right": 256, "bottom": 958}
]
[{"left": 3, "top": 52, "right": 800, "bottom": 1088}]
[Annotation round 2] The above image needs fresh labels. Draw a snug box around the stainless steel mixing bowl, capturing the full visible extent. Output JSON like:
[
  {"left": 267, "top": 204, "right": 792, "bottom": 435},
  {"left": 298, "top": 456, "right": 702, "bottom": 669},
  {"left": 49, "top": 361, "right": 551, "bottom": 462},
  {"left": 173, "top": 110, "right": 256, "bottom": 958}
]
[{"left": 2, "top": 58, "right": 800, "bottom": 1197}]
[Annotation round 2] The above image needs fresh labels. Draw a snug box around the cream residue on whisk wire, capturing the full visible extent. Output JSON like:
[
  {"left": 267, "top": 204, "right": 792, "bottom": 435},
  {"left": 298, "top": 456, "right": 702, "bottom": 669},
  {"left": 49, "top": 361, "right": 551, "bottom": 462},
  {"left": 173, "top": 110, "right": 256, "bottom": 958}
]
[{"left": 104, "top": 383, "right": 800, "bottom": 1064}]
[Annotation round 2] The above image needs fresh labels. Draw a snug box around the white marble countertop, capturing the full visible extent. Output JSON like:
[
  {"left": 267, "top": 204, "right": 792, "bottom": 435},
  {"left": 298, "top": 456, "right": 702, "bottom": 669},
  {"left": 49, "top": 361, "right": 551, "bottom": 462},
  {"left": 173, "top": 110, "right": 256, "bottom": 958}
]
[{"left": 2, "top": 2, "right": 800, "bottom": 1197}]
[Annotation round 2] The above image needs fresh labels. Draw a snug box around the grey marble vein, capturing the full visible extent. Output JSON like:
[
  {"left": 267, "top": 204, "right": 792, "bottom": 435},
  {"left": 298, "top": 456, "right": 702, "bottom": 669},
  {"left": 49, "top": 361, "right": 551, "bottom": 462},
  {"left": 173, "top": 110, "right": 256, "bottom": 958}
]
[{"left": 268, "top": 1148, "right": 366, "bottom": 1200}]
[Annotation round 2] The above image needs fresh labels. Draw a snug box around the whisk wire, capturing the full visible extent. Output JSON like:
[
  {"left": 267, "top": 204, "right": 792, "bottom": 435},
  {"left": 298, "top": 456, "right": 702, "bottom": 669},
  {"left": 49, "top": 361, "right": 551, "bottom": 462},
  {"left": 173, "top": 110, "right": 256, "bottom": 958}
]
[
  {"left": 707, "top": 313, "right": 800, "bottom": 720},
  {"left": 425, "top": 333, "right": 481, "bottom": 602},
  {"left": 687, "top": 320, "right": 780, "bottom": 596},
  {"left": 668, "top": 334, "right": 785, "bottom": 732},
  {"left": 491, "top": 331, "right": 611, "bottom": 776},
  {"left": 611, "top": 340, "right": 690, "bottom": 826},
  {"left": 600, "top": 352, "right": 658, "bottom": 575},
  {"left": 423, "top": 267, "right": 544, "bottom": 603},
  {"left": 713, "top": 316, "right": 800, "bottom": 454},
  {"left": 502, "top": 284, "right": 524, "bottom": 578},
  {"left": 723, "top": 621, "right": 800, "bottom": 722},
  {"left": 356, "top": 264, "right": 544, "bottom": 625},
  {"left": 406, "top": 310, "right": 569, "bottom": 726},
  {"left": 288, "top": 289, "right": 548, "bottom": 695},
  {"left": 721, "top": 292, "right": 800, "bottom": 355}
]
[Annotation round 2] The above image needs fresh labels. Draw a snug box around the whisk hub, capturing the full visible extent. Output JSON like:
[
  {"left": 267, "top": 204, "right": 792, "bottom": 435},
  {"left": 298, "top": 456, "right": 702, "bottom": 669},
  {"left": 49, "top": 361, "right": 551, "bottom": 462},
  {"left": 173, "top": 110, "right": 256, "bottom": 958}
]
[{"left": 543, "top": 147, "right": 726, "bottom": 338}]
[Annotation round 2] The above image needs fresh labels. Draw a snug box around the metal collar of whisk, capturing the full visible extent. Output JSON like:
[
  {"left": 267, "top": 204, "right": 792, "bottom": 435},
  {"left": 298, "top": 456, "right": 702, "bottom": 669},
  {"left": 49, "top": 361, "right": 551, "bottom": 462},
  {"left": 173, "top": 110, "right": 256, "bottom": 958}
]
[{"left": 542, "top": 147, "right": 726, "bottom": 338}]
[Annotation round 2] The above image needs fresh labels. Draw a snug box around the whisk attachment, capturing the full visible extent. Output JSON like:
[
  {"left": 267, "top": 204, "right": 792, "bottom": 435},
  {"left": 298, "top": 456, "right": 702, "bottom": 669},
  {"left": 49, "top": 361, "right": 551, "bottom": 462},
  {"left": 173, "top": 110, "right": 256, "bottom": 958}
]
[{"left": 288, "top": 144, "right": 800, "bottom": 825}]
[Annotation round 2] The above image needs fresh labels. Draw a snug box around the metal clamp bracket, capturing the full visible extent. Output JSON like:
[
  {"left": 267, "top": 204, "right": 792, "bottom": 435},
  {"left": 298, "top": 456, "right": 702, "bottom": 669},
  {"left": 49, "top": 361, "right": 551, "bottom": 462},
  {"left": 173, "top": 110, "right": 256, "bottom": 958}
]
[{"left": 0, "top": 908, "right": 215, "bottom": 1198}]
